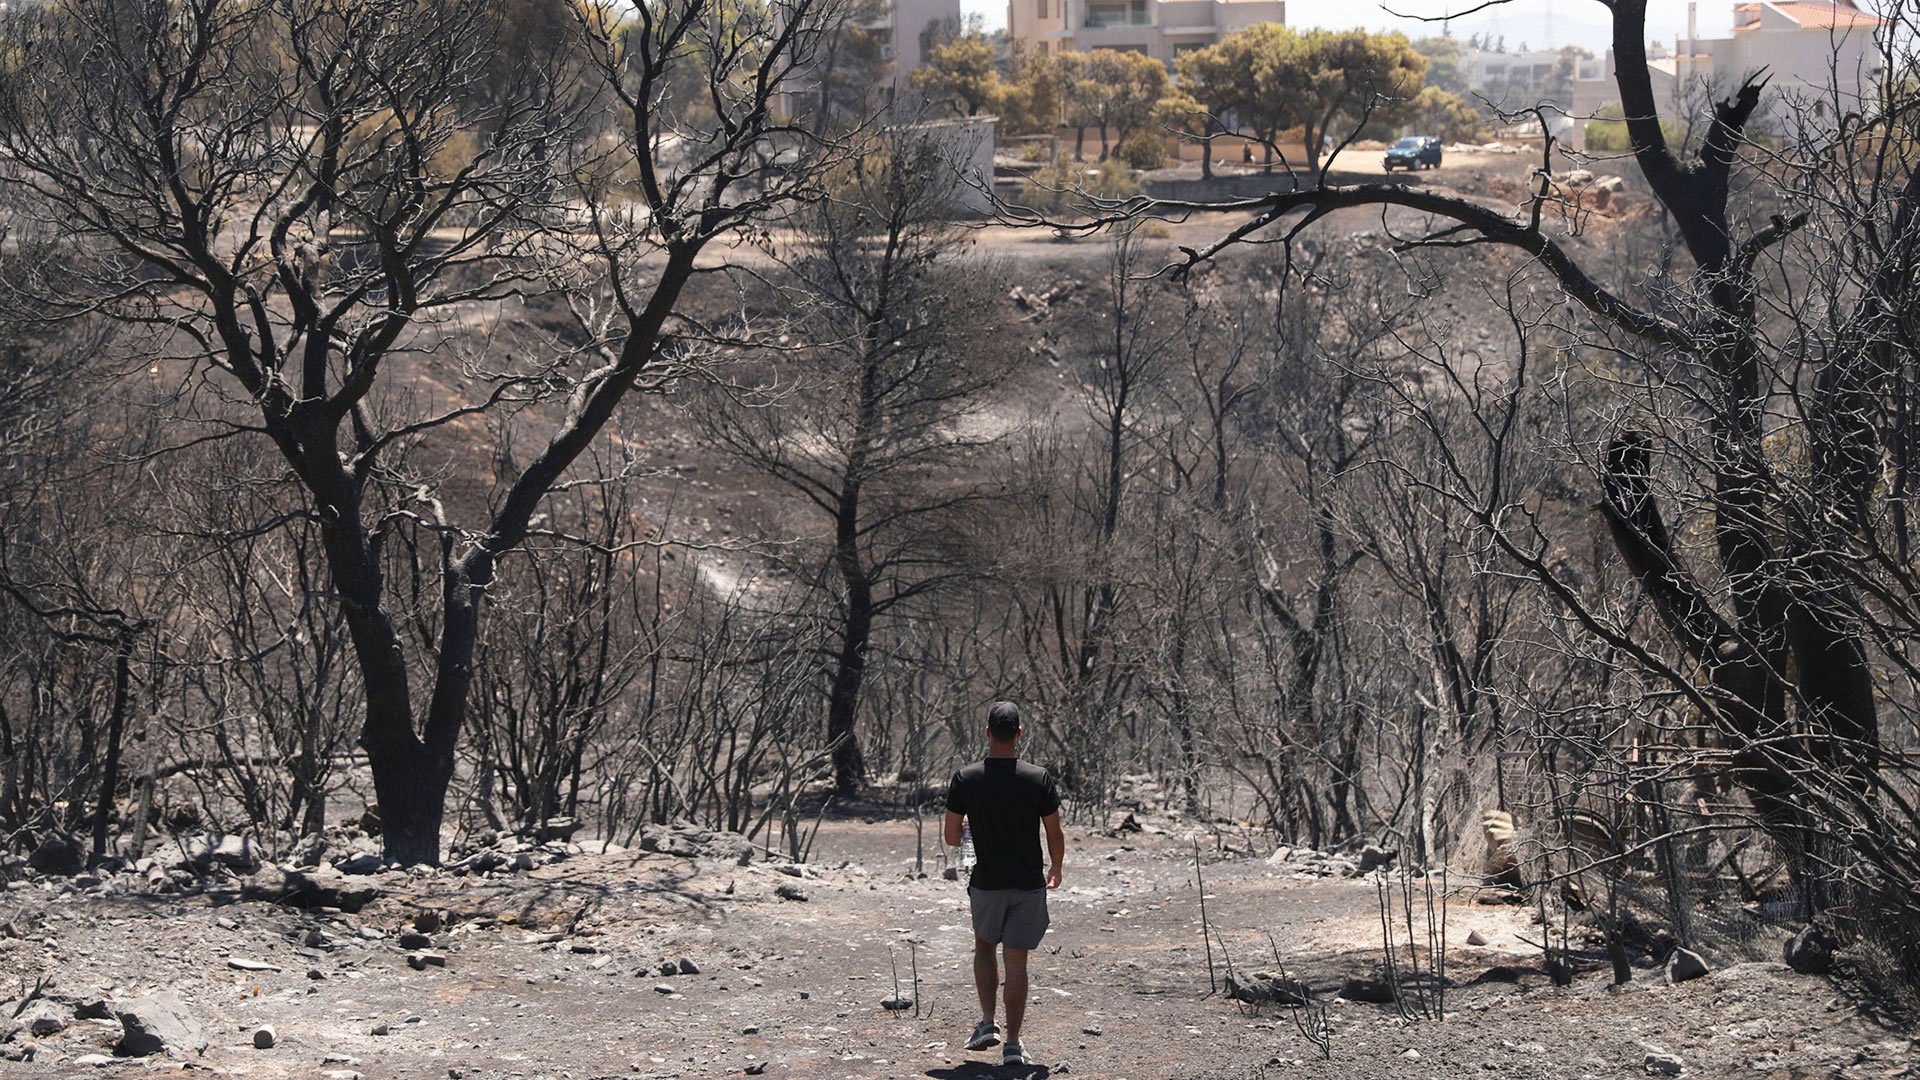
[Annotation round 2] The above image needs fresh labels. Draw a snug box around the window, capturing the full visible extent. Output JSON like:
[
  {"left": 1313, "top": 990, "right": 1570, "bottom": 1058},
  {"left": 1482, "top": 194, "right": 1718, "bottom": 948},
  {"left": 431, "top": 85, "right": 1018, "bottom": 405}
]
[{"left": 1038, "top": 0, "right": 1048, "bottom": 19}]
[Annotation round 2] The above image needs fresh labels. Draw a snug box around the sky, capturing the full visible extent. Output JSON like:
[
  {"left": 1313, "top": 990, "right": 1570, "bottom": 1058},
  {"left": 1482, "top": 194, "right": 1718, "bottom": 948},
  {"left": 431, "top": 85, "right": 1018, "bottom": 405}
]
[{"left": 962, "top": 0, "right": 1736, "bottom": 52}]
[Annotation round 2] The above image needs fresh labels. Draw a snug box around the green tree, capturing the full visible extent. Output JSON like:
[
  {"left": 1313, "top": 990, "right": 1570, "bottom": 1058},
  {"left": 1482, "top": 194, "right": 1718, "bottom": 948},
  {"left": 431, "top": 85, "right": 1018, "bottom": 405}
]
[
  {"left": 1153, "top": 88, "right": 1215, "bottom": 177},
  {"left": 1173, "top": 40, "right": 1250, "bottom": 179},
  {"left": 1054, "top": 49, "right": 1169, "bottom": 161},
  {"left": 1181, "top": 25, "right": 1294, "bottom": 173},
  {"left": 809, "top": 0, "right": 894, "bottom": 132},
  {"left": 998, "top": 49, "right": 1062, "bottom": 133},
  {"left": 912, "top": 28, "right": 1003, "bottom": 116},
  {"left": 1274, "top": 28, "right": 1427, "bottom": 172},
  {"left": 1411, "top": 35, "right": 1469, "bottom": 96},
  {"left": 1583, "top": 100, "right": 1679, "bottom": 151},
  {"left": 1409, "top": 85, "right": 1488, "bottom": 143},
  {"left": 1542, "top": 45, "right": 1591, "bottom": 110}
]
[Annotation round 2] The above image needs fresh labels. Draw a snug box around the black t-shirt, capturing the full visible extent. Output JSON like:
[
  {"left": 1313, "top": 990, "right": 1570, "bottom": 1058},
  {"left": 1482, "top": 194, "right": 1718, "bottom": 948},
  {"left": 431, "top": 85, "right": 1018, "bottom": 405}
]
[{"left": 945, "top": 757, "right": 1061, "bottom": 891}]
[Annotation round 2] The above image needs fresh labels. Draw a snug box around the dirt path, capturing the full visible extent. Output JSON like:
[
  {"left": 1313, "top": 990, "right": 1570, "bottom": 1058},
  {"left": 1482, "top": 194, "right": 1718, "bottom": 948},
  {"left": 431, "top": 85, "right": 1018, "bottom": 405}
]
[{"left": 0, "top": 814, "right": 1907, "bottom": 1080}]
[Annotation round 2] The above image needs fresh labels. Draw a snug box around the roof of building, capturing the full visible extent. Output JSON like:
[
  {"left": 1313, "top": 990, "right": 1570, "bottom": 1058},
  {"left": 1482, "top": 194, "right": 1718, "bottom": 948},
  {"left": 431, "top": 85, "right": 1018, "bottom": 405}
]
[{"left": 1733, "top": 0, "right": 1886, "bottom": 30}]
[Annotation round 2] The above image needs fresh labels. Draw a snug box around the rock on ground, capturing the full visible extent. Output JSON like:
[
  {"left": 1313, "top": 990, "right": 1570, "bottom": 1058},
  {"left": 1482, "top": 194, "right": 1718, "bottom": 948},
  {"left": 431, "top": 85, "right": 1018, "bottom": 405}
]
[
  {"left": 1783, "top": 929, "right": 1835, "bottom": 975},
  {"left": 1665, "top": 948, "right": 1709, "bottom": 984},
  {"left": 115, "top": 992, "right": 206, "bottom": 1058}
]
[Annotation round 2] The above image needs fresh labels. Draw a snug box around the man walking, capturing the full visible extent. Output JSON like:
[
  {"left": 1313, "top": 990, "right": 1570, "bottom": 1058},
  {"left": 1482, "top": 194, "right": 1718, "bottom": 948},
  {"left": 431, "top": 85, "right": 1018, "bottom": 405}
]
[{"left": 944, "top": 701, "right": 1065, "bottom": 1067}]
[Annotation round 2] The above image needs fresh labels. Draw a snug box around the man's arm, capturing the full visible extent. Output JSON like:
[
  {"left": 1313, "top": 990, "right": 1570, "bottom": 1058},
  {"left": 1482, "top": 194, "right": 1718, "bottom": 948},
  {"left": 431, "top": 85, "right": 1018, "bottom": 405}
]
[
  {"left": 944, "top": 810, "right": 965, "bottom": 849},
  {"left": 1043, "top": 812, "right": 1065, "bottom": 888}
]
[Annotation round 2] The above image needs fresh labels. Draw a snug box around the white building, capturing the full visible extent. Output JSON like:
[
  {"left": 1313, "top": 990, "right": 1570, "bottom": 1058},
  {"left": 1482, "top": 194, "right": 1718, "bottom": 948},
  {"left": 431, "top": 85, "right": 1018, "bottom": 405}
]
[
  {"left": 1458, "top": 44, "right": 1608, "bottom": 107},
  {"left": 1007, "top": 0, "right": 1286, "bottom": 65},
  {"left": 1639, "top": 0, "right": 1885, "bottom": 135},
  {"left": 883, "top": 0, "right": 964, "bottom": 86}
]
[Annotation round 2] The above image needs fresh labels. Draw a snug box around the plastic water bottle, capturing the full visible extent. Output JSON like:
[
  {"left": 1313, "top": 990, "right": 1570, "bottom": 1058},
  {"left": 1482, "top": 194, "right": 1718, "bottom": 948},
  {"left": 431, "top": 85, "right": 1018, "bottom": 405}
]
[{"left": 960, "top": 820, "right": 977, "bottom": 870}]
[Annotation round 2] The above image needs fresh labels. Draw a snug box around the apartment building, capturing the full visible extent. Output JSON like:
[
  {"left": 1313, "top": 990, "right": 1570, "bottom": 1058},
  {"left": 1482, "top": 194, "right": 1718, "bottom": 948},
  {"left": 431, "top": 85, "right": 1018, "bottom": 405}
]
[{"left": 1006, "top": 0, "right": 1286, "bottom": 65}]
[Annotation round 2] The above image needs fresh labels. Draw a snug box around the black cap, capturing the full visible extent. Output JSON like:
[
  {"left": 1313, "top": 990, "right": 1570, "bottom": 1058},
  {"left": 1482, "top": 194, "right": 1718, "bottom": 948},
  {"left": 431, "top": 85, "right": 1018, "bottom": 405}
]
[{"left": 987, "top": 701, "right": 1021, "bottom": 739}]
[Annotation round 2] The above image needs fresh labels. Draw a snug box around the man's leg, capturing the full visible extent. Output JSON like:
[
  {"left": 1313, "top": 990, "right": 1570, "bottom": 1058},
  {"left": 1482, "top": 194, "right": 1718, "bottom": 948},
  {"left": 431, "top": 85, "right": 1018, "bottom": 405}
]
[
  {"left": 1001, "top": 947, "right": 1029, "bottom": 1043},
  {"left": 973, "top": 936, "right": 999, "bottom": 1023}
]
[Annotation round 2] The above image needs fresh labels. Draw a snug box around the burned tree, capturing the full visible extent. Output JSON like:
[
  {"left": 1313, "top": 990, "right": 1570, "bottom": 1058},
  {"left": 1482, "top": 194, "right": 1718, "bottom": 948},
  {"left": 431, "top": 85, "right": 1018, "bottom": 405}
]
[{"left": 0, "top": 0, "right": 861, "bottom": 863}]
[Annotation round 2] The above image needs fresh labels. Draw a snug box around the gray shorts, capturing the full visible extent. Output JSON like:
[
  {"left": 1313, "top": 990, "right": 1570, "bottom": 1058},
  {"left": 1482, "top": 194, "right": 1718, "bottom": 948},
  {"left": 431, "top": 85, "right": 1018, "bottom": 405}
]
[{"left": 969, "top": 886, "right": 1050, "bottom": 950}]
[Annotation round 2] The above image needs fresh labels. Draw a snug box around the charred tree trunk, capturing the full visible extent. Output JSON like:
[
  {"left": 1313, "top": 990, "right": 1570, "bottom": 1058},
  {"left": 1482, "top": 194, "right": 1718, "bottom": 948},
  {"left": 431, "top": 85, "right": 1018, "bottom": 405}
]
[{"left": 88, "top": 629, "right": 136, "bottom": 859}]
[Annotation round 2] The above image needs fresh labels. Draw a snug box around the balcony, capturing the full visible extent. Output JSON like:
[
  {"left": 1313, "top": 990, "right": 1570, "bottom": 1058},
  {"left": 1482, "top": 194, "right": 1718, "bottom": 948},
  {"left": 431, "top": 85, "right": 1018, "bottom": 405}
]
[{"left": 1083, "top": 1, "right": 1153, "bottom": 27}]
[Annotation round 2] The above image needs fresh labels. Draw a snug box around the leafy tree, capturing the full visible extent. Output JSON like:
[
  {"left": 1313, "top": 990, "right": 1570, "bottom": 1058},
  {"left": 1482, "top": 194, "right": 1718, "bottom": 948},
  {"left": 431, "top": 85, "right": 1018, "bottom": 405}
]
[
  {"left": 1409, "top": 85, "right": 1489, "bottom": 143},
  {"left": 1542, "top": 45, "right": 1591, "bottom": 110},
  {"left": 809, "top": 0, "right": 894, "bottom": 132},
  {"left": 1273, "top": 28, "right": 1427, "bottom": 172},
  {"left": 1054, "top": 49, "right": 1169, "bottom": 161},
  {"left": 1171, "top": 44, "right": 1247, "bottom": 179},
  {"left": 1153, "top": 88, "right": 1216, "bottom": 177},
  {"left": 1583, "top": 100, "right": 1679, "bottom": 151},
  {"left": 1411, "top": 35, "right": 1469, "bottom": 97},
  {"left": 1211, "top": 25, "right": 1294, "bottom": 169},
  {"left": 912, "top": 28, "right": 1003, "bottom": 117},
  {"left": 997, "top": 49, "right": 1062, "bottom": 133}
]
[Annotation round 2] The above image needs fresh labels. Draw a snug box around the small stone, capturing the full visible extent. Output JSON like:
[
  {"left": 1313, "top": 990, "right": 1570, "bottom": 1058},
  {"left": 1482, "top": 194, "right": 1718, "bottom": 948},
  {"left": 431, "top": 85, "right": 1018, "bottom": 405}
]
[
  {"left": 398, "top": 932, "right": 432, "bottom": 949},
  {"left": 881, "top": 997, "right": 913, "bottom": 1011},
  {"left": 745, "top": 1065, "right": 767, "bottom": 1076},
  {"left": 228, "top": 957, "right": 281, "bottom": 972},
  {"left": 404, "top": 1015, "right": 423, "bottom": 1024},
  {"left": 1644, "top": 1048, "right": 1684, "bottom": 1076},
  {"left": 449, "top": 1070, "right": 464, "bottom": 1080},
  {"left": 570, "top": 942, "right": 598, "bottom": 954},
  {"left": 357, "top": 926, "right": 384, "bottom": 940},
  {"left": 215, "top": 916, "right": 239, "bottom": 930},
  {"left": 1665, "top": 948, "right": 1710, "bottom": 984},
  {"left": 659, "top": 961, "right": 678, "bottom": 976},
  {"left": 1466, "top": 930, "right": 1488, "bottom": 946},
  {"left": 253, "top": 1025, "right": 276, "bottom": 1049},
  {"left": 774, "top": 883, "right": 809, "bottom": 902},
  {"left": 370, "top": 1023, "right": 391, "bottom": 1036},
  {"left": 414, "top": 911, "right": 443, "bottom": 933},
  {"left": 799, "top": 991, "right": 810, "bottom": 1000},
  {"left": 73, "top": 1054, "right": 113, "bottom": 1067},
  {"left": 655, "top": 984, "right": 676, "bottom": 995},
  {"left": 408, "top": 953, "right": 428, "bottom": 970},
  {"left": 325, "top": 1071, "right": 364, "bottom": 1080},
  {"left": 678, "top": 958, "right": 700, "bottom": 975},
  {"left": 742, "top": 1025, "right": 760, "bottom": 1035},
  {"left": 1403, "top": 1048, "right": 1421, "bottom": 1060},
  {"left": 308, "top": 969, "right": 326, "bottom": 980},
  {"left": 1082, "top": 1026, "right": 1102, "bottom": 1036}
]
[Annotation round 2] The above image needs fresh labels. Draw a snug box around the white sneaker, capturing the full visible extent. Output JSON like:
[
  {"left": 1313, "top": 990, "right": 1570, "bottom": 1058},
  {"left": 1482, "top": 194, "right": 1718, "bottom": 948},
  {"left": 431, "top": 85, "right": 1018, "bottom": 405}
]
[{"left": 965, "top": 1019, "right": 999, "bottom": 1051}]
